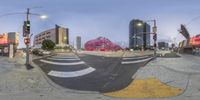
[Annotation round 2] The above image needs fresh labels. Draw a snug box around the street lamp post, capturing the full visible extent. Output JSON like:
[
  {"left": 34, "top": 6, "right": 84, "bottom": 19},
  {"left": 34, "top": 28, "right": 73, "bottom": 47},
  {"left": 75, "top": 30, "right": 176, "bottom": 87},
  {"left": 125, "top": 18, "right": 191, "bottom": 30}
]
[
  {"left": 137, "top": 20, "right": 157, "bottom": 56},
  {"left": 153, "top": 20, "right": 157, "bottom": 56},
  {"left": 25, "top": 8, "right": 32, "bottom": 69},
  {"left": 23, "top": 8, "right": 48, "bottom": 69}
]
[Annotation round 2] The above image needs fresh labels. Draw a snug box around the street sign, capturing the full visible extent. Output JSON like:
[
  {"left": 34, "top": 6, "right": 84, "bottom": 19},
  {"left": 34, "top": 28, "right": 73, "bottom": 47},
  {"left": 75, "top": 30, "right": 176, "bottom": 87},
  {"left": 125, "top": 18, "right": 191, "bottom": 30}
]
[
  {"left": 24, "top": 37, "right": 30, "bottom": 45},
  {"left": 153, "top": 26, "right": 157, "bottom": 33}
]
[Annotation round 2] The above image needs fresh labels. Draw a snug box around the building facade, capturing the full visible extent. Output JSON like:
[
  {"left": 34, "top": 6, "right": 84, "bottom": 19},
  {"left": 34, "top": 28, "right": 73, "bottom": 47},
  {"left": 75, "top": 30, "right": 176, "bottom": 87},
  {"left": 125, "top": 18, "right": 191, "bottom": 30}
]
[
  {"left": 33, "top": 25, "right": 69, "bottom": 48},
  {"left": 129, "top": 19, "right": 150, "bottom": 49},
  {"left": 85, "top": 37, "right": 121, "bottom": 51},
  {"left": 76, "top": 36, "right": 81, "bottom": 50}
]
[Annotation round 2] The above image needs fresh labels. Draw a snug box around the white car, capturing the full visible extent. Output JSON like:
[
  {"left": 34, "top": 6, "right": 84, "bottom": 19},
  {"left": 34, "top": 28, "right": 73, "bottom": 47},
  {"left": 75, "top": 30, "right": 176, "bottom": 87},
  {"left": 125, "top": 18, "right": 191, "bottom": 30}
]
[{"left": 41, "top": 50, "right": 51, "bottom": 55}]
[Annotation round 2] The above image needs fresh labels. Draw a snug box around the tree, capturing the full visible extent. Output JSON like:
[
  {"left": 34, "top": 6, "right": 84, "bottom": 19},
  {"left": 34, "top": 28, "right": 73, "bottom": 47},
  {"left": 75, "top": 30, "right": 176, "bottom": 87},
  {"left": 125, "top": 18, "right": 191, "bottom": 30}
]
[{"left": 41, "top": 40, "right": 55, "bottom": 51}]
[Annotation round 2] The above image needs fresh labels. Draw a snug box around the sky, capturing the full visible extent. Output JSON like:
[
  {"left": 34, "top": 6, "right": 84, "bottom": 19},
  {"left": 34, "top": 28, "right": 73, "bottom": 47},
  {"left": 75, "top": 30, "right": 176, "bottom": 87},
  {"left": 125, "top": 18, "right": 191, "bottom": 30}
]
[{"left": 0, "top": 0, "right": 200, "bottom": 48}]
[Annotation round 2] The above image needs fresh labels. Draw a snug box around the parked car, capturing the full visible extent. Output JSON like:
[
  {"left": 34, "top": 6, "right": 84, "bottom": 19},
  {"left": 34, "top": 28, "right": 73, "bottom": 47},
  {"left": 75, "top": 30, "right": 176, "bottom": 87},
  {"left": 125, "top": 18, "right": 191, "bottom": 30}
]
[
  {"left": 41, "top": 50, "right": 51, "bottom": 55},
  {"left": 32, "top": 49, "right": 43, "bottom": 56}
]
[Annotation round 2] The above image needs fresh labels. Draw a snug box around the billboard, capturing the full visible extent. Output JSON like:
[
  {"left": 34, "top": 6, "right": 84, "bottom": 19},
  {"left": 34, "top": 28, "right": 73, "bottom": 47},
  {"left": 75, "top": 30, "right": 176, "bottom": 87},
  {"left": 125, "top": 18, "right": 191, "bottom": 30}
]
[
  {"left": 0, "top": 33, "right": 8, "bottom": 45},
  {"left": 190, "top": 35, "right": 200, "bottom": 46},
  {"left": 0, "top": 32, "right": 19, "bottom": 45}
]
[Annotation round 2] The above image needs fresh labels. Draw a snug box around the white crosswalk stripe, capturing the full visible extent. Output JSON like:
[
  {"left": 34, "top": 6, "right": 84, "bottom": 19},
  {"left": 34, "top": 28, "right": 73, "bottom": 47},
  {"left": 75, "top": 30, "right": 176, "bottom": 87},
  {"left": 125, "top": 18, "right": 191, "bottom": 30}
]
[
  {"left": 123, "top": 56, "right": 149, "bottom": 60},
  {"left": 121, "top": 57, "right": 153, "bottom": 64},
  {"left": 40, "top": 59, "right": 85, "bottom": 65},
  {"left": 48, "top": 67, "right": 96, "bottom": 78},
  {"left": 51, "top": 56, "right": 78, "bottom": 59},
  {"left": 47, "top": 57, "right": 80, "bottom": 61},
  {"left": 39, "top": 55, "right": 97, "bottom": 78}
]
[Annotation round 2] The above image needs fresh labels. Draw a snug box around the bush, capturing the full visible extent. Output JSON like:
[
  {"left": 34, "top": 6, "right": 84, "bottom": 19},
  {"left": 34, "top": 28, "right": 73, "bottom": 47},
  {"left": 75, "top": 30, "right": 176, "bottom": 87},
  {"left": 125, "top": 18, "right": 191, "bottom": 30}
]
[
  {"left": 42, "top": 40, "right": 55, "bottom": 51},
  {"left": 54, "top": 46, "right": 63, "bottom": 49}
]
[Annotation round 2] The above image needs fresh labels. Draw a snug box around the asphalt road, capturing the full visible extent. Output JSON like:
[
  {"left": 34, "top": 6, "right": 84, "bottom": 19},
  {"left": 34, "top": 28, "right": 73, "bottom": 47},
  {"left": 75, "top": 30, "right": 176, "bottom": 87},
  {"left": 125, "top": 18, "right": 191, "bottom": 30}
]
[{"left": 33, "top": 53, "right": 153, "bottom": 93}]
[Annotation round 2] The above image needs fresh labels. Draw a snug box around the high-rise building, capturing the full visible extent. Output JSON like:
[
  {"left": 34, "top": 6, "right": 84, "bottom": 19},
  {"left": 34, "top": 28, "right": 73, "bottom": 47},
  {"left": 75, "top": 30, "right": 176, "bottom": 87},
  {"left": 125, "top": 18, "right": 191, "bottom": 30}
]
[
  {"left": 129, "top": 19, "right": 150, "bottom": 49},
  {"left": 76, "top": 36, "right": 81, "bottom": 50},
  {"left": 33, "top": 25, "right": 69, "bottom": 48}
]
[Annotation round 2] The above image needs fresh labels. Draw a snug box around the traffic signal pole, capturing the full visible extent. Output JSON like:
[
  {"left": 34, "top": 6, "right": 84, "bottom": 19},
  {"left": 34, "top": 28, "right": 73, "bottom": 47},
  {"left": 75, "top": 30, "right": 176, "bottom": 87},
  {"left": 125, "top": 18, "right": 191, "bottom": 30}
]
[
  {"left": 25, "top": 8, "right": 33, "bottom": 70},
  {"left": 153, "top": 20, "right": 157, "bottom": 56},
  {"left": 26, "top": 8, "right": 29, "bottom": 66}
]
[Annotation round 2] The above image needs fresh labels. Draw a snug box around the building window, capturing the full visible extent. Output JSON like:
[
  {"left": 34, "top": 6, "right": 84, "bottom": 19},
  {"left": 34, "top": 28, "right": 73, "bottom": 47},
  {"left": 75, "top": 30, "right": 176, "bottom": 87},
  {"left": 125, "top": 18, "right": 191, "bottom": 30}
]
[{"left": 46, "top": 36, "right": 51, "bottom": 38}]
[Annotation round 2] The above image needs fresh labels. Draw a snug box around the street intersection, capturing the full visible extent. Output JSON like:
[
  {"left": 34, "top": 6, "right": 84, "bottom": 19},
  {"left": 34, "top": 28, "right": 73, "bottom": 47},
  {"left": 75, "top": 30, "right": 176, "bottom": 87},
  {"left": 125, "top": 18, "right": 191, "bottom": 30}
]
[{"left": 33, "top": 53, "right": 154, "bottom": 93}]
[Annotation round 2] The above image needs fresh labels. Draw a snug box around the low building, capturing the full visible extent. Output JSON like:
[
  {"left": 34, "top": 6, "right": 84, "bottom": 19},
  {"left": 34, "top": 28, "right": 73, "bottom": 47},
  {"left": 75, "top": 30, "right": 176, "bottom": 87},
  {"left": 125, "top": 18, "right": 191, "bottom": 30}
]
[{"left": 33, "top": 25, "right": 69, "bottom": 48}]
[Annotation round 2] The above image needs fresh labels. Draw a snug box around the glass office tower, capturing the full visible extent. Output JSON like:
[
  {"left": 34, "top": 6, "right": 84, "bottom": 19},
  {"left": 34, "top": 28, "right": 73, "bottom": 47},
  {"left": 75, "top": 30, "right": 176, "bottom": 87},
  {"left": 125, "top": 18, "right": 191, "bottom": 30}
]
[{"left": 129, "top": 19, "right": 150, "bottom": 49}]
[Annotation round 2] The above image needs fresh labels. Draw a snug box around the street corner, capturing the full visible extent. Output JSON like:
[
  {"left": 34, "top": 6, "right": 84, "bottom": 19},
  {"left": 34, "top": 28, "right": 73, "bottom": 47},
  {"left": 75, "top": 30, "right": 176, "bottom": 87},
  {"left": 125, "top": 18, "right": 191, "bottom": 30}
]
[{"left": 103, "top": 77, "right": 183, "bottom": 99}]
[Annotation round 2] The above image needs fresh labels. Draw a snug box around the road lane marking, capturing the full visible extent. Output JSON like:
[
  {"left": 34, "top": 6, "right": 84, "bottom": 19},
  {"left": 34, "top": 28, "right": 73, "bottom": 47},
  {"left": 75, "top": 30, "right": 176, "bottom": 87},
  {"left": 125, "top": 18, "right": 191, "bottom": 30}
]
[
  {"left": 121, "top": 57, "right": 153, "bottom": 64},
  {"left": 40, "top": 59, "right": 85, "bottom": 65},
  {"left": 123, "top": 56, "right": 149, "bottom": 60},
  {"left": 48, "top": 67, "right": 96, "bottom": 78},
  {"left": 47, "top": 58, "right": 80, "bottom": 61},
  {"left": 51, "top": 56, "right": 78, "bottom": 59}
]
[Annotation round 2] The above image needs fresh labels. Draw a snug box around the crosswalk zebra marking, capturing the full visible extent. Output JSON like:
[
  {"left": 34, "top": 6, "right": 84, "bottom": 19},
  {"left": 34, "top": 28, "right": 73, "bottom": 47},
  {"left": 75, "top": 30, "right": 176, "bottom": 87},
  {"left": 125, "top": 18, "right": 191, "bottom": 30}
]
[
  {"left": 48, "top": 67, "right": 96, "bottom": 78},
  {"left": 123, "top": 56, "right": 149, "bottom": 60},
  {"left": 40, "top": 59, "right": 85, "bottom": 65},
  {"left": 47, "top": 58, "right": 80, "bottom": 61},
  {"left": 121, "top": 57, "right": 153, "bottom": 64}
]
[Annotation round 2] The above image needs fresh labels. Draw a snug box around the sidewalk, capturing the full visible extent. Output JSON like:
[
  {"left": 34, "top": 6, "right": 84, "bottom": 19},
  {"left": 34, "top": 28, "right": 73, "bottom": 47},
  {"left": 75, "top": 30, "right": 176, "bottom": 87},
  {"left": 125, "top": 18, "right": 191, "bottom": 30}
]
[
  {"left": 0, "top": 56, "right": 115, "bottom": 100},
  {"left": 104, "top": 54, "right": 200, "bottom": 99}
]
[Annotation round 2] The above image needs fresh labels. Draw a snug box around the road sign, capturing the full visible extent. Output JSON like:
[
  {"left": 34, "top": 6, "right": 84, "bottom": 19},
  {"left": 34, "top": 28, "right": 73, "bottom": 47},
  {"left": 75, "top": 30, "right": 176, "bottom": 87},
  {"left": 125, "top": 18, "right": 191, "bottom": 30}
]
[
  {"left": 24, "top": 37, "right": 30, "bottom": 45},
  {"left": 153, "top": 26, "right": 157, "bottom": 33}
]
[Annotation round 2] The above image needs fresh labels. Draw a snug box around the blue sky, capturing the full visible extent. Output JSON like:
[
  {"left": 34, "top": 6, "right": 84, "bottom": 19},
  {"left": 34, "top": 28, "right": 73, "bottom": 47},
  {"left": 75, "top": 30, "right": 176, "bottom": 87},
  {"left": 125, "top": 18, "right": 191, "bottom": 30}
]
[{"left": 0, "top": 0, "right": 200, "bottom": 48}]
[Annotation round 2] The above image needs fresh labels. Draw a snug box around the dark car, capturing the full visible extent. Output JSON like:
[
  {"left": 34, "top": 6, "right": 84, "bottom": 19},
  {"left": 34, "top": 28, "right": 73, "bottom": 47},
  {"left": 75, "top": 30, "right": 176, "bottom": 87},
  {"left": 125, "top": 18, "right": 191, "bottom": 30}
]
[{"left": 32, "top": 49, "right": 43, "bottom": 56}]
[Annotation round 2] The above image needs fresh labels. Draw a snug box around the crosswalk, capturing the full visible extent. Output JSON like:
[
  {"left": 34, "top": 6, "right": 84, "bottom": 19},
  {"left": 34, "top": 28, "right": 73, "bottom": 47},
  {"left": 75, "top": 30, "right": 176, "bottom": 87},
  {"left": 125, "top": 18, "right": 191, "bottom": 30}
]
[
  {"left": 37, "top": 55, "right": 153, "bottom": 78},
  {"left": 121, "top": 55, "right": 153, "bottom": 64},
  {"left": 39, "top": 55, "right": 96, "bottom": 78}
]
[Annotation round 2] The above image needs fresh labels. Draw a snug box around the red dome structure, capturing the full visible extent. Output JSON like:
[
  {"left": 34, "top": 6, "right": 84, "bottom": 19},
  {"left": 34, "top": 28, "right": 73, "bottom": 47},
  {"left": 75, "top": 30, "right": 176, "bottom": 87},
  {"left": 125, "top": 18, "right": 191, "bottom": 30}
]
[{"left": 85, "top": 37, "right": 122, "bottom": 51}]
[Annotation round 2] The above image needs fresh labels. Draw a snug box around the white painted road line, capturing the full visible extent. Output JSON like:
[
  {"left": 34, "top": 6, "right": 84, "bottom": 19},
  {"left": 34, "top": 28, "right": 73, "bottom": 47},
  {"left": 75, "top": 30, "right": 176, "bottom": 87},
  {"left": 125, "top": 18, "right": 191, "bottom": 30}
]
[
  {"left": 51, "top": 56, "right": 78, "bottom": 59},
  {"left": 121, "top": 57, "right": 153, "bottom": 64},
  {"left": 48, "top": 67, "right": 96, "bottom": 78},
  {"left": 40, "top": 59, "right": 85, "bottom": 65},
  {"left": 123, "top": 56, "right": 149, "bottom": 60},
  {"left": 47, "top": 58, "right": 80, "bottom": 61}
]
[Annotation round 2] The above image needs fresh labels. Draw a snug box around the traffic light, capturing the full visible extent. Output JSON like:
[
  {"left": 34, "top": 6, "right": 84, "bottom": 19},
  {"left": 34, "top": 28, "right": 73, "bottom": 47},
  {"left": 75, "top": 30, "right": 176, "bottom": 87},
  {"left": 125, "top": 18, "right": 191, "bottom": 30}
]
[
  {"left": 153, "top": 34, "right": 157, "bottom": 40},
  {"left": 26, "top": 21, "right": 30, "bottom": 33},
  {"left": 154, "top": 43, "right": 157, "bottom": 48},
  {"left": 23, "top": 20, "right": 30, "bottom": 37}
]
